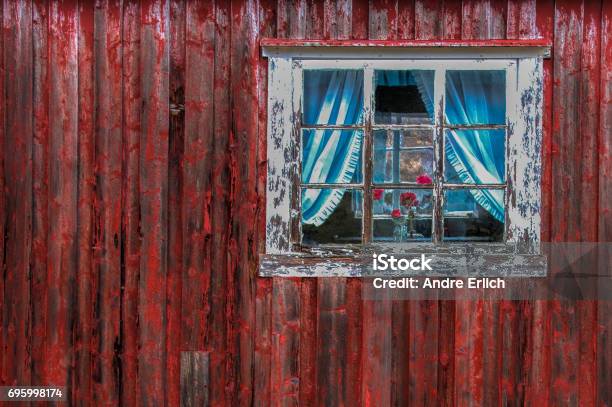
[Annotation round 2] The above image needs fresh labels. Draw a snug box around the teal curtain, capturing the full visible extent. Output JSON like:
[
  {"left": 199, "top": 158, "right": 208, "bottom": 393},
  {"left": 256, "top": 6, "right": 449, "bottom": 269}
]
[
  {"left": 301, "top": 70, "right": 363, "bottom": 226},
  {"left": 444, "top": 70, "right": 505, "bottom": 222}
]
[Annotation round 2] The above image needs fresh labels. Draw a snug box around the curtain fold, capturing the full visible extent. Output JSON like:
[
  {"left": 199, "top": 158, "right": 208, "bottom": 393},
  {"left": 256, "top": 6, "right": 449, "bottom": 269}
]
[
  {"left": 443, "top": 70, "right": 505, "bottom": 222},
  {"left": 301, "top": 70, "right": 363, "bottom": 226}
]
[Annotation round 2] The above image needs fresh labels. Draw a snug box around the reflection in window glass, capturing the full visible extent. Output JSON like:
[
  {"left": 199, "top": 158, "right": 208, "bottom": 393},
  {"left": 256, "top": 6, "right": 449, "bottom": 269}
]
[
  {"left": 373, "top": 129, "right": 434, "bottom": 184},
  {"left": 302, "top": 189, "right": 362, "bottom": 245},
  {"left": 443, "top": 189, "right": 504, "bottom": 241},
  {"left": 444, "top": 129, "right": 506, "bottom": 184},
  {"left": 373, "top": 189, "right": 433, "bottom": 242},
  {"left": 445, "top": 70, "right": 506, "bottom": 125},
  {"left": 303, "top": 70, "right": 364, "bottom": 126},
  {"left": 375, "top": 70, "right": 434, "bottom": 124},
  {"left": 302, "top": 129, "right": 363, "bottom": 184}
]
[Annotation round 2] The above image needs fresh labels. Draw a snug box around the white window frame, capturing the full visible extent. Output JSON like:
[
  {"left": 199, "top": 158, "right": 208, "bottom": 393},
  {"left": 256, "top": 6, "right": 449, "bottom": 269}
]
[{"left": 261, "top": 43, "right": 548, "bottom": 277}]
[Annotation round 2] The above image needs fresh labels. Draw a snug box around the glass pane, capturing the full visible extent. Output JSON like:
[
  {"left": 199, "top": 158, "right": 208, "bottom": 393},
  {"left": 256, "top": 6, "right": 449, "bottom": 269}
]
[
  {"left": 444, "top": 129, "right": 506, "bottom": 184},
  {"left": 400, "top": 150, "right": 434, "bottom": 183},
  {"left": 443, "top": 189, "right": 504, "bottom": 242},
  {"left": 445, "top": 70, "right": 506, "bottom": 125},
  {"left": 303, "top": 70, "right": 364, "bottom": 126},
  {"left": 372, "top": 188, "right": 433, "bottom": 242},
  {"left": 302, "top": 129, "right": 363, "bottom": 183},
  {"left": 301, "top": 189, "right": 362, "bottom": 245},
  {"left": 375, "top": 70, "right": 434, "bottom": 124},
  {"left": 373, "top": 129, "right": 434, "bottom": 184}
]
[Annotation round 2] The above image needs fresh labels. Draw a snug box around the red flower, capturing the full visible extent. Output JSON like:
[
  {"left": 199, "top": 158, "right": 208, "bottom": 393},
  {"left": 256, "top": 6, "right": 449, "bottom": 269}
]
[
  {"left": 400, "top": 192, "right": 417, "bottom": 207},
  {"left": 416, "top": 174, "right": 433, "bottom": 185},
  {"left": 391, "top": 209, "right": 402, "bottom": 218},
  {"left": 373, "top": 189, "right": 384, "bottom": 200}
]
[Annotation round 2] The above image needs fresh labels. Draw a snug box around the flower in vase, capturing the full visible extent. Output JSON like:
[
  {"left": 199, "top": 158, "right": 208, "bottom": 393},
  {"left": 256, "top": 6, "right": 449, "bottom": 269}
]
[
  {"left": 391, "top": 208, "right": 402, "bottom": 219},
  {"left": 416, "top": 174, "right": 433, "bottom": 185},
  {"left": 400, "top": 192, "right": 417, "bottom": 207},
  {"left": 373, "top": 189, "right": 384, "bottom": 200}
]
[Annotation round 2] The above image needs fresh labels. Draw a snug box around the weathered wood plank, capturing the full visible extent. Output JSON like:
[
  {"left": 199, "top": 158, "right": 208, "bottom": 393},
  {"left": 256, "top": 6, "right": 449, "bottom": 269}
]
[
  {"left": 75, "top": 0, "right": 94, "bottom": 403},
  {"left": 120, "top": 1, "right": 141, "bottom": 405},
  {"left": 31, "top": 0, "right": 49, "bottom": 388},
  {"left": 46, "top": 0, "right": 79, "bottom": 392},
  {"left": 316, "top": 279, "right": 348, "bottom": 406},
  {"left": 271, "top": 278, "right": 300, "bottom": 406},
  {"left": 180, "top": 351, "right": 210, "bottom": 407},
  {"left": 230, "top": 0, "right": 262, "bottom": 402},
  {"left": 181, "top": 0, "right": 213, "bottom": 353},
  {"left": 2, "top": 0, "right": 33, "bottom": 386},
  {"left": 414, "top": 0, "right": 443, "bottom": 40},
  {"left": 92, "top": 1, "right": 123, "bottom": 404},
  {"left": 167, "top": 1, "right": 186, "bottom": 405},
  {"left": 369, "top": 0, "right": 397, "bottom": 40},
  {"left": 208, "top": 1, "right": 230, "bottom": 404},
  {"left": 253, "top": 1, "right": 276, "bottom": 405},
  {"left": 138, "top": 0, "right": 170, "bottom": 404},
  {"left": 550, "top": 1, "right": 584, "bottom": 405},
  {"left": 598, "top": 1, "right": 612, "bottom": 405},
  {"left": 576, "top": 2, "right": 601, "bottom": 405}
]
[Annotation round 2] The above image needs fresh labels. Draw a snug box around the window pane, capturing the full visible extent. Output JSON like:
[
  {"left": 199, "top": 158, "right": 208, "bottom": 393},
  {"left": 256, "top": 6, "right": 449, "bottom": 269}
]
[
  {"left": 373, "top": 129, "right": 434, "bottom": 184},
  {"left": 303, "top": 70, "right": 364, "bottom": 126},
  {"left": 302, "top": 129, "right": 363, "bottom": 184},
  {"left": 372, "top": 188, "right": 433, "bottom": 242},
  {"left": 445, "top": 70, "right": 506, "bottom": 125},
  {"left": 443, "top": 189, "right": 504, "bottom": 241},
  {"left": 444, "top": 129, "right": 506, "bottom": 184},
  {"left": 302, "top": 189, "right": 362, "bottom": 245},
  {"left": 374, "top": 70, "right": 434, "bottom": 124}
]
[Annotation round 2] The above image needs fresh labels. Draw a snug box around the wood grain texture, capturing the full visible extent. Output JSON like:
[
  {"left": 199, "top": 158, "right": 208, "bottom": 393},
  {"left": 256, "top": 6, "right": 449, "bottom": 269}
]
[
  {"left": 2, "top": 0, "right": 33, "bottom": 387},
  {"left": 180, "top": 351, "right": 210, "bottom": 407},
  {"left": 138, "top": 0, "right": 169, "bottom": 404},
  {"left": 0, "top": 1, "right": 607, "bottom": 405},
  {"left": 47, "top": 0, "right": 78, "bottom": 392}
]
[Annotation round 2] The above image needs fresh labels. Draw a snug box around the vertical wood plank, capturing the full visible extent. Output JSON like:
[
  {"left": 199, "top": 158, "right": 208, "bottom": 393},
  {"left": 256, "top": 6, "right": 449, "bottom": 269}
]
[
  {"left": 369, "top": 0, "right": 397, "bottom": 40},
  {"left": 525, "top": 2, "right": 554, "bottom": 405},
  {"left": 271, "top": 278, "right": 300, "bottom": 406},
  {"left": 443, "top": 0, "right": 462, "bottom": 40},
  {"left": 598, "top": 1, "right": 612, "bottom": 406},
  {"left": 0, "top": 0, "right": 4, "bottom": 385},
  {"left": 576, "top": 2, "right": 601, "bottom": 405},
  {"left": 31, "top": 0, "right": 49, "bottom": 387},
  {"left": 138, "top": 0, "right": 170, "bottom": 404},
  {"left": 230, "top": 0, "right": 261, "bottom": 403},
  {"left": 167, "top": 1, "right": 186, "bottom": 405},
  {"left": 550, "top": 1, "right": 584, "bottom": 405},
  {"left": 2, "top": 0, "right": 33, "bottom": 387},
  {"left": 120, "top": 1, "right": 141, "bottom": 405},
  {"left": 253, "top": 1, "right": 276, "bottom": 404},
  {"left": 93, "top": 1, "right": 123, "bottom": 404},
  {"left": 414, "top": 0, "right": 443, "bottom": 40},
  {"left": 208, "top": 0, "right": 230, "bottom": 404},
  {"left": 181, "top": 0, "right": 214, "bottom": 353},
  {"left": 180, "top": 351, "right": 210, "bottom": 407},
  {"left": 47, "top": 0, "right": 79, "bottom": 393},
  {"left": 75, "top": 0, "right": 94, "bottom": 403}
]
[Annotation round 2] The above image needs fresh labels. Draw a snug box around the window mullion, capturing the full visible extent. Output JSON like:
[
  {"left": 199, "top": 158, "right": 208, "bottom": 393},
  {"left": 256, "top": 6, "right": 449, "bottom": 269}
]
[
  {"left": 432, "top": 67, "right": 445, "bottom": 243},
  {"left": 362, "top": 66, "right": 374, "bottom": 244}
]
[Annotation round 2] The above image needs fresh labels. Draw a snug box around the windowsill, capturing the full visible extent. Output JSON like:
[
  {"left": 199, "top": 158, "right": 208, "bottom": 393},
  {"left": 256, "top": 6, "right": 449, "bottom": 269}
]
[{"left": 259, "top": 243, "right": 547, "bottom": 277}]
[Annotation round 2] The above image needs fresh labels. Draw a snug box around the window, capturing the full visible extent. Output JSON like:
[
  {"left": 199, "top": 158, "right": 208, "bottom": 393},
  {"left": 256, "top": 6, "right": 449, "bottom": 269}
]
[{"left": 262, "top": 41, "right": 549, "bottom": 277}]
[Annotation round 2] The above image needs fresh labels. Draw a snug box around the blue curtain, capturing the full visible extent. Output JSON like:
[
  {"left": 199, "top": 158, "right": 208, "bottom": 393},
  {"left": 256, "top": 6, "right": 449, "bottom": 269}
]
[
  {"left": 443, "top": 71, "right": 505, "bottom": 222},
  {"left": 301, "top": 70, "right": 363, "bottom": 226}
]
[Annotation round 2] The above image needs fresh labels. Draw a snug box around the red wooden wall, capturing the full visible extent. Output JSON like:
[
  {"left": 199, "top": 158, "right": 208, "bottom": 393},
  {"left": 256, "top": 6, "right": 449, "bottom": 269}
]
[{"left": 0, "top": 0, "right": 610, "bottom": 405}]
